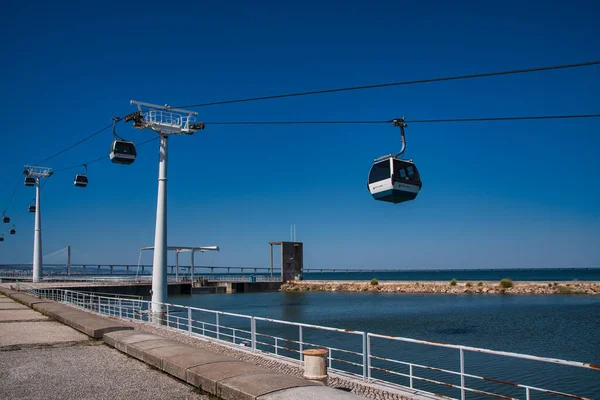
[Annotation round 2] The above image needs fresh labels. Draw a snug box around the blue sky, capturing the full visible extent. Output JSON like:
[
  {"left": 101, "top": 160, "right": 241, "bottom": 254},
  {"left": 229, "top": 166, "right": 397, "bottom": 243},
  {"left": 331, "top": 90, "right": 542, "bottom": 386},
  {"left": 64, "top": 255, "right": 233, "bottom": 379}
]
[{"left": 1, "top": 0, "right": 599, "bottom": 269}]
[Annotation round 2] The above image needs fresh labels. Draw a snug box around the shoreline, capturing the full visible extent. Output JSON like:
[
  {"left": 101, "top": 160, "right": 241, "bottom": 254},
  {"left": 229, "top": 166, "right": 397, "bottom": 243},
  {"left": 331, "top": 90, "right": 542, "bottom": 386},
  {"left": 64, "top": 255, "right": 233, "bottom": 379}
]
[{"left": 282, "top": 280, "right": 600, "bottom": 295}]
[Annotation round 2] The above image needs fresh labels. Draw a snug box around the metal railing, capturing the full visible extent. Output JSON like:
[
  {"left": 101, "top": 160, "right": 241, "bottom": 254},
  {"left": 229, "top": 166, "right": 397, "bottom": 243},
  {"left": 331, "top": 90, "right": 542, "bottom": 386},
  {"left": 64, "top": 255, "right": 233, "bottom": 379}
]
[
  {"left": 24, "top": 288, "right": 598, "bottom": 400},
  {"left": 200, "top": 275, "right": 281, "bottom": 283}
]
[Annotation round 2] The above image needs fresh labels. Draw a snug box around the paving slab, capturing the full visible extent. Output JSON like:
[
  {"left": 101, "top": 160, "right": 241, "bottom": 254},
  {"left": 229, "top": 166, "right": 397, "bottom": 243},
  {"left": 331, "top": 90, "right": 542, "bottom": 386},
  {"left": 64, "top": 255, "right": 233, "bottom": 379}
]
[
  {"left": 218, "top": 372, "right": 318, "bottom": 400},
  {"left": 30, "top": 303, "right": 133, "bottom": 338},
  {"left": 0, "top": 302, "right": 29, "bottom": 310},
  {"left": 9, "top": 293, "right": 51, "bottom": 307},
  {"left": 165, "top": 350, "right": 234, "bottom": 380},
  {"left": 141, "top": 344, "right": 198, "bottom": 369},
  {"left": 0, "top": 309, "right": 50, "bottom": 322},
  {"left": 0, "top": 321, "right": 88, "bottom": 347},
  {"left": 186, "top": 361, "right": 272, "bottom": 394},
  {"left": 60, "top": 315, "right": 133, "bottom": 338},
  {"left": 104, "top": 330, "right": 165, "bottom": 352},
  {"left": 258, "top": 386, "right": 364, "bottom": 399},
  {"left": 127, "top": 338, "right": 181, "bottom": 360}
]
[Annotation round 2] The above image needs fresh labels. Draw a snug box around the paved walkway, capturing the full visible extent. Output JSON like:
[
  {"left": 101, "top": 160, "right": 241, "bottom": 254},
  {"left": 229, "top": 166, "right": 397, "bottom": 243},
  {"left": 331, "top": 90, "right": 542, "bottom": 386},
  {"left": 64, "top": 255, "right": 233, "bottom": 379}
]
[{"left": 0, "top": 294, "right": 208, "bottom": 400}]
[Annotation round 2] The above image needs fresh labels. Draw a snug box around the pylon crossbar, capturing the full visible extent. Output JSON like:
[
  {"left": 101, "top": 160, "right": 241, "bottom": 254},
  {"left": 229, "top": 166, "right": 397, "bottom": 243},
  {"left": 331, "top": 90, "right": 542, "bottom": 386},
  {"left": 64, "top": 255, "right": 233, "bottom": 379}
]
[
  {"left": 129, "top": 100, "right": 202, "bottom": 135},
  {"left": 24, "top": 166, "right": 52, "bottom": 178}
]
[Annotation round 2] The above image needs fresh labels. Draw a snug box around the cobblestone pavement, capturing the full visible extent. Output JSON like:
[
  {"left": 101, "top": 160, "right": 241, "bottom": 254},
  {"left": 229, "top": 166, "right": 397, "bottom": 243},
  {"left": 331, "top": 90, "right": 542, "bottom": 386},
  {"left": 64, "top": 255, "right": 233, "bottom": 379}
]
[{"left": 121, "top": 319, "right": 418, "bottom": 400}]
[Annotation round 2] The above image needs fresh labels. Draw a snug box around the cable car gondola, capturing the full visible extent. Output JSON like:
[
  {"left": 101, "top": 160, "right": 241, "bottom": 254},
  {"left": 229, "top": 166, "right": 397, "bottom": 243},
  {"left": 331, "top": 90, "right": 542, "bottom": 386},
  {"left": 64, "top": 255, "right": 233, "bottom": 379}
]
[
  {"left": 24, "top": 176, "right": 36, "bottom": 186},
  {"left": 0, "top": 234, "right": 4, "bottom": 242},
  {"left": 2, "top": 211, "right": 9, "bottom": 224},
  {"left": 9, "top": 225, "right": 16, "bottom": 235},
  {"left": 110, "top": 140, "right": 137, "bottom": 165},
  {"left": 74, "top": 164, "right": 89, "bottom": 187},
  {"left": 109, "top": 116, "right": 137, "bottom": 165},
  {"left": 29, "top": 205, "right": 36, "bottom": 213},
  {"left": 367, "top": 119, "right": 422, "bottom": 204}
]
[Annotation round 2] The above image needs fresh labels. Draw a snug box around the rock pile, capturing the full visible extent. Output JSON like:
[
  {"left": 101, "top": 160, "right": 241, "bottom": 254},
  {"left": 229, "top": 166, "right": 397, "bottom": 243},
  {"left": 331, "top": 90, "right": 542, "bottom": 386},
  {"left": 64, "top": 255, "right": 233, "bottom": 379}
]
[{"left": 281, "top": 280, "right": 600, "bottom": 295}]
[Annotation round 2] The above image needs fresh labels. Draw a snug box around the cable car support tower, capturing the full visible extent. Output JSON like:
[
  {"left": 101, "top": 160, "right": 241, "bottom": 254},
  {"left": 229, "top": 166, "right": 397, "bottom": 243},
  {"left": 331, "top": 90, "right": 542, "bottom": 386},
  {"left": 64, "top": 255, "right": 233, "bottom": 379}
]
[
  {"left": 24, "top": 166, "right": 53, "bottom": 282},
  {"left": 126, "top": 101, "right": 204, "bottom": 321}
]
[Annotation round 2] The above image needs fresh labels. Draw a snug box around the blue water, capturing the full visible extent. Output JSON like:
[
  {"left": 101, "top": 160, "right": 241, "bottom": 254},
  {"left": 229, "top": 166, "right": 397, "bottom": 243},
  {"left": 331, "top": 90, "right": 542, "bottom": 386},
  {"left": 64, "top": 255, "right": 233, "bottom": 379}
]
[{"left": 171, "top": 292, "right": 600, "bottom": 399}]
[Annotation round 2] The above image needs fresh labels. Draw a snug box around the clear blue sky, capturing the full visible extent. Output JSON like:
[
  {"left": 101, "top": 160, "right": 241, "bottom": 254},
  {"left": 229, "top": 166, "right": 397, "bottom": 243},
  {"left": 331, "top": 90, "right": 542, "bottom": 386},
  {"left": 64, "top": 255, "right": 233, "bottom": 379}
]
[{"left": 1, "top": 0, "right": 599, "bottom": 269}]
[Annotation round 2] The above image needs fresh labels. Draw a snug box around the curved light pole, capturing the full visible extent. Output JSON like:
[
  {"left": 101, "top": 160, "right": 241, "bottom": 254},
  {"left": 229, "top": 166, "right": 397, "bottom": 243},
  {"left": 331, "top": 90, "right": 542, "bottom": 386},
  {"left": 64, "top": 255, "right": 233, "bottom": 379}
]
[{"left": 126, "top": 101, "right": 204, "bottom": 322}]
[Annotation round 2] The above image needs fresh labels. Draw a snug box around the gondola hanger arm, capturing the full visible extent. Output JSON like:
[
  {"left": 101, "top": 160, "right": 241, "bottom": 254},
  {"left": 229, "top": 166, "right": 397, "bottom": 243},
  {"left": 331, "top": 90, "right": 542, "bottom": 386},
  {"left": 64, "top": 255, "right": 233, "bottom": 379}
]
[{"left": 392, "top": 118, "right": 407, "bottom": 158}]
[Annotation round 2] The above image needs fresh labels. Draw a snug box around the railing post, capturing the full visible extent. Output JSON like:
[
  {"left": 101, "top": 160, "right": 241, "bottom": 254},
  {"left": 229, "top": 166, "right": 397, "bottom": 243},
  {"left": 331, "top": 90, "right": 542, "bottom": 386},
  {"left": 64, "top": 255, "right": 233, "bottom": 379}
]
[
  {"left": 251, "top": 317, "right": 256, "bottom": 352},
  {"left": 409, "top": 365, "right": 413, "bottom": 388},
  {"left": 525, "top": 387, "right": 530, "bottom": 400},
  {"left": 118, "top": 298, "right": 122, "bottom": 319},
  {"left": 329, "top": 348, "right": 333, "bottom": 369},
  {"left": 216, "top": 313, "right": 220, "bottom": 340},
  {"left": 367, "top": 334, "right": 372, "bottom": 381},
  {"left": 202, "top": 321, "right": 205, "bottom": 336},
  {"left": 98, "top": 296, "right": 101, "bottom": 314},
  {"left": 299, "top": 326, "right": 303, "bottom": 362},
  {"left": 362, "top": 332, "right": 367, "bottom": 381},
  {"left": 460, "top": 348, "right": 465, "bottom": 400},
  {"left": 188, "top": 308, "right": 192, "bottom": 335},
  {"left": 233, "top": 329, "right": 236, "bottom": 345},
  {"left": 275, "top": 337, "right": 278, "bottom": 356},
  {"left": 166, "top": 304, "right": 170, "bottom": 328}
]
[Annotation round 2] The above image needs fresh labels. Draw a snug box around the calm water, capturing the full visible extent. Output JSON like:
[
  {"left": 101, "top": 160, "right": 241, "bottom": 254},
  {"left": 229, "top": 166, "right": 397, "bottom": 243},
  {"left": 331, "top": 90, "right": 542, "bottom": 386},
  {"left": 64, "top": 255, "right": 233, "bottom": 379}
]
[{"left": 171, "top": 292, "right": 600, "bottom": 399}]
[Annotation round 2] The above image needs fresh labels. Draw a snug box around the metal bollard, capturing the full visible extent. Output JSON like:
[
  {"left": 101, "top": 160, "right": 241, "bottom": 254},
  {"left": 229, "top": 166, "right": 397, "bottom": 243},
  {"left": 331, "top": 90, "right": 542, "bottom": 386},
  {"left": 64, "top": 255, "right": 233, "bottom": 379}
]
[{"left": 302, "top": 348, "right": 329, "bottom": 384}]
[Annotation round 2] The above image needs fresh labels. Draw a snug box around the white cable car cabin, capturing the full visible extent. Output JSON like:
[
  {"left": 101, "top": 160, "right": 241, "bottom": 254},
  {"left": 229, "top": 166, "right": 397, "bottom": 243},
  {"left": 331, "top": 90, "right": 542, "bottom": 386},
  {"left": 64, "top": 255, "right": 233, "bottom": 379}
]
[
  {"left": 368, "top": 156, "right": 422, "bottom": 204},
  {"left": 109, "top": 140, "right": 136, "bottom": 165},
  {"left": 367, "top": 118, "right": 422, "bottom": 204},
  {"left": 74, "top": 174, "right": 88, "bottom": 187}
]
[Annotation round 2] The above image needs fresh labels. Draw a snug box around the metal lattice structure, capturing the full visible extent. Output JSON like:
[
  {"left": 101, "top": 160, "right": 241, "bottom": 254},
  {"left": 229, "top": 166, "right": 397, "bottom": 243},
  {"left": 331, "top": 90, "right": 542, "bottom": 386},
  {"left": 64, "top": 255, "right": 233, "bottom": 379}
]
[
  {"left": 129, "top": 101, "right": 204, "bottom": 135},
  {"left": 24, "top": 165, "right": 53, "bottom": 179}
]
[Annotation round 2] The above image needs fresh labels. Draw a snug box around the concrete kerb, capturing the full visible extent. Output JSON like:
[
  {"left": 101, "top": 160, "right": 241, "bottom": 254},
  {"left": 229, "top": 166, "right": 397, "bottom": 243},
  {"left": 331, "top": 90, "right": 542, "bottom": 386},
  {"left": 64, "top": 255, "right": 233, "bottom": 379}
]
[
  {"left": 217, "top": 373, "right": 320, "bottom": 400},
  {"left": 0, "top": 287, "right": 19, "bottom": 297},
  {"left": 164, "top": 349, "right": 233, "bottom": 380},
  {"left": 8, "top": 292, "right": 51, "bottom": 307},
  {"left": 187, "top": 361, "right": 274, "bottom": 395},
  {"left": 257, "top": 386, "right": 364, "bottom": 399},
  {"left": 103, "top": 330, "right": 339, "bottom": 400},
  {"left": 30, "top": 299, "right": 133, "bottom": 338}
]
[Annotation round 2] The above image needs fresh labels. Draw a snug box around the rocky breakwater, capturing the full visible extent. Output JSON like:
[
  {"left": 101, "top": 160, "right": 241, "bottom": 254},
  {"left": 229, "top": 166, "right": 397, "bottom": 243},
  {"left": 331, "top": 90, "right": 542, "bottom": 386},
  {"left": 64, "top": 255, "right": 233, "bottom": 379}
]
[{"left": 281, "top": 280, "right": 600, "bottom": 295}]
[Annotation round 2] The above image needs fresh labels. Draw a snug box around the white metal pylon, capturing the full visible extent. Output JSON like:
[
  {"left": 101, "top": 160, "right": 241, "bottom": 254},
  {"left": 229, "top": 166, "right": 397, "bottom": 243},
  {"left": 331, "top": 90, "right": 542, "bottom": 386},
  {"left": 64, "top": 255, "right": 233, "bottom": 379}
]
[
  {"left": 125, "top": 101, "right": 203, "bottom": 322},
  {"left": 24, "top": 166, "right": 52, "bottom": 282}
]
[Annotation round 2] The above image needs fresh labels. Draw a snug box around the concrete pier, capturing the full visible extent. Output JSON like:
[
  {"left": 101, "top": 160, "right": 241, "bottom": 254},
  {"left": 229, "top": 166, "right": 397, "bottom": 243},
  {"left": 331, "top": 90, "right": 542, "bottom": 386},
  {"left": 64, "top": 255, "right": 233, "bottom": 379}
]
[{"left": 0, "top": 286, "right": 365, "bottom": 400}]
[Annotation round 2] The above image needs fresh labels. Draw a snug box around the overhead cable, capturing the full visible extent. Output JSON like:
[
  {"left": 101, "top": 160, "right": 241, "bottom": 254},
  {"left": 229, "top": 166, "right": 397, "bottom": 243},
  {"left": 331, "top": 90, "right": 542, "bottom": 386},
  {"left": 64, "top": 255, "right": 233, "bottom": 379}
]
[
  {"left": 52, "top": 137, "right": 159, "bottom": 173},
  {"left": 36, "top": 123, "right": 114, "bottom": 165},
  {"left": 175, "top": 60, "right": 600, "bottom": 109},
  {"left": 203, "top": 113, "right": 600, "bottom": 126}
]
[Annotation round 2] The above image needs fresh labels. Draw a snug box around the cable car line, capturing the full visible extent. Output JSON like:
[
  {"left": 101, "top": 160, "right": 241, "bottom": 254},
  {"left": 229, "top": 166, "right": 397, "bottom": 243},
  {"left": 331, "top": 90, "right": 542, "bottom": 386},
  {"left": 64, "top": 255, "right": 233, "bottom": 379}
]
[
  {"left": 174, "top": 60, "right": 600, "bottom": 109},
  {"left": 52, "top": 137, "right": 158, "bottom": 174},
  {"left": 202, "top": 113, "right": 600, "bottom": 126},
  {"left": 35, "top": 122, "right": 114, "bottom": 165}
]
